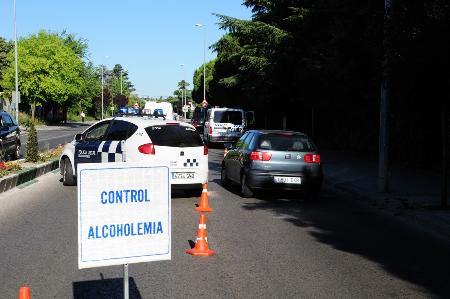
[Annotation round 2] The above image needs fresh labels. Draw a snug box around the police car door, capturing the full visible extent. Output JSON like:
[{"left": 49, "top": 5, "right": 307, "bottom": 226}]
[
  {"left": 75, "top": 120, "right": 111, "bottom": 167},
  {"left": 100, "top": 119, "right": 137, "bottom": 162}
]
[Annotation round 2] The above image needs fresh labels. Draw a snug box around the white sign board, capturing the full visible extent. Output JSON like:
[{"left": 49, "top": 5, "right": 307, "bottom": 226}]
[
  {"left": 77, "top": 163, "right": 171, "bottom": 269},
  {"left": 182, "top": 105, "right": 189, "bottom": 113}
]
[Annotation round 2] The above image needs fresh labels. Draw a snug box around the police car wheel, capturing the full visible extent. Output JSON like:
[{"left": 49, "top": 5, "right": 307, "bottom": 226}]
[{"left": 63, "top": 158, "right": 76, "bottom": 186}]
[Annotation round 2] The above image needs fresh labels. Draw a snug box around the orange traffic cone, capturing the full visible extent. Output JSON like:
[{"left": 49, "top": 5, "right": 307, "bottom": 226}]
[
  {"left": 195, "top": 183, "right": 212, "bottom": 213},
  {"left": 18, "top": 286, "right": 31, "bottom": 299},
  {"left": 186, "top": 214, "right": 215, "bottom": 256}
]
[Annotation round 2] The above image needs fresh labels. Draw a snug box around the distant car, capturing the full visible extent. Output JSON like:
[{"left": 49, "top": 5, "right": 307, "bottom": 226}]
[
  {"left": 221, "top": 130, "right": 322, "bottom": 198},
  {"left": 203, "top": 107, "right": 245, "bottom": 145},
  {"left": 0, "top": 111, "right": 20, "bottom": 161},
  {"left": 59, "top": 116, "right": 208, "bottom": 195}
]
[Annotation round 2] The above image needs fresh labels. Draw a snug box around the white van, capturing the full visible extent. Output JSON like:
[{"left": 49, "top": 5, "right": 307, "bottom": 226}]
[
  {"left": 143, "top": 101, "right": 174, "bottom": 120},
  {"left": 203, "top": 107, "right": 245, "bottom": 145}
]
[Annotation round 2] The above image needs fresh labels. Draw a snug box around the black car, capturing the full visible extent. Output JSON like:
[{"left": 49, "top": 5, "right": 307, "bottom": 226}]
[
  {"left": 0, "top": 111, "right": 21, "bottom": 161},
  {"left": 221, "top": 130, "right": 323, "bottom": 198}
]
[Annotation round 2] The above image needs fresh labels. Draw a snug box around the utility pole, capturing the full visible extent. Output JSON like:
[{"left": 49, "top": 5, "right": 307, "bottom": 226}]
[
  {"left": 101, "top": 66, "right": 104, "bottom": 120},
  {"left": 120, "top": 69, "right": 123, "bottom": 95},
  {"left": 442, "top": 101, "right": 448, "bottom": 208},
  {"left": 13, "top": 0, "right": 19, "bottom": 125},
  {"left": 378, "top": 0, "right": 394, "bottom": 193}
]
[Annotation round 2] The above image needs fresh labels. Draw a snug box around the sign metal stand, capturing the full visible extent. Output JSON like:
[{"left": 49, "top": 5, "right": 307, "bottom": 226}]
[{"left": 124, "top": 263, "right": 129, "bottom": 299}]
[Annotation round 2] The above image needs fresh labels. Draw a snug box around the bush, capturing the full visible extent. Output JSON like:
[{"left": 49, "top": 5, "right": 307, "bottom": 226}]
[{"left": 25, "top": 122, "right": 39, "bottom": 162}]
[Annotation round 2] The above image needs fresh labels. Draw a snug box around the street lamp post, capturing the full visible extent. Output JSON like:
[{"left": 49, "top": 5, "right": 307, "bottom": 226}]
[
  {"left": 120, "top": 70, "right": 123, "bottom": 95},
  {"left": 101, "top": 66, "right": 104, "bottom": 120},
  {"left": 195, "top": 23, "right": 206, "bottom": 100},
  {"left": 13, "top": 0, "right": 19, "bottom": 124}
]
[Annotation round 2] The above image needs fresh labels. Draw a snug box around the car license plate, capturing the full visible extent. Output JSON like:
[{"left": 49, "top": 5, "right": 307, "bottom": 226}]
[
  {"left": 172, "top": 172, "right": 195, "bottom": 179},
  {"left": 274, "top": 176, "right": 301, "bottom": 184}
]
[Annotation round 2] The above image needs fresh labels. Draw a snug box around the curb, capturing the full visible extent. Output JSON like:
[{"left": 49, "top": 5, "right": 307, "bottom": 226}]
[{"left": 0, "top": 159, "right": 59, "bottom": 193}]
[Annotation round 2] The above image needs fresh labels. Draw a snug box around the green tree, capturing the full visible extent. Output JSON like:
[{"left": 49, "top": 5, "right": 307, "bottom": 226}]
[
  {"left": 25, "top": 121, "right": 39, "bottom": 162},
  {"left": 0, "top": 37, "right": 13, "bottom": 93},
  {"left": 192, "top": 60, "right": 215, "bottom": 103},
  {"left": 0, "top": 31, "right": 85, "bottom": 120}
]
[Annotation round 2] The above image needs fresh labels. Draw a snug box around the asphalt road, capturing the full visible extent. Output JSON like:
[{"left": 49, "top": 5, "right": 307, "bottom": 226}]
[
  {"left": 1, "top": 148, "right": 450, "bottom": 298},
  {"left": 19, "top": 123, "right": 91, "bottom": 157}
]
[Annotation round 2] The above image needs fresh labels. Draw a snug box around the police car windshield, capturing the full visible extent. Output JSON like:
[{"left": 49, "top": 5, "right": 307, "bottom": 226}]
[
  {"left": 213, "top": 111, "right": 242, "bottom": 125},
  {"left": 145, "top": 125, "right": 203, "bottom": 147}
]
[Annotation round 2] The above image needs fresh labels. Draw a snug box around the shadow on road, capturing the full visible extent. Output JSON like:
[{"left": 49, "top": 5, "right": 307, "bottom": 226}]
[
  {"left": 73, "top": 276, "right": 142, "bottom": 299},
  {"left": 237, "top": 186, "right": 450, "bottom": 297}
]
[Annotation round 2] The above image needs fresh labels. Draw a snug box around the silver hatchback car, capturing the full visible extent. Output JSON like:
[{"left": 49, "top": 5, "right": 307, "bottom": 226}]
[{"left": 221, "top": 130, "right": 323, "bottom": 198}]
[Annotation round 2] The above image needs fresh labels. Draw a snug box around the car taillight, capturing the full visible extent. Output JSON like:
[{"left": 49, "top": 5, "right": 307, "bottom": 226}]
[
  {"left": 304, "top": 154, "right": 320, "bottom": 163},
  {"left": 204, "top": 145, "right": 208, "bottom": 155},
  {"left": 138, "top": 143, "right": 155, "bottom": 155},
  {"left": 250, "top": 151, "right": 272, "bottom": 161},
  {"left": 209, "top": 126, "right": 213, "bottom": 134}
]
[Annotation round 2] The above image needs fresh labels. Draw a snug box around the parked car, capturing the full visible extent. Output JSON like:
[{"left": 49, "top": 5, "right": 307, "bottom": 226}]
[
  {"left": 0, "top": 111, "right": 21, "bottom": 161},
  {"left": 221, "top": 130, "right": 322, "bottom": 198},
  {"left": 59, "top": 115, "right": 208, "bottom": 196}
]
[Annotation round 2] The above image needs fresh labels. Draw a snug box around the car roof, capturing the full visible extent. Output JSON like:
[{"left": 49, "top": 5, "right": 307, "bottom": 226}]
[
  {"left": 107, "top": 115, "right": 194, "bottom": 128},
  {"left": 246, "top": 129, "right": 309, "bottom": 137},
  {"left": 210, "top": 107, "right": 244, "bottom": 111}
]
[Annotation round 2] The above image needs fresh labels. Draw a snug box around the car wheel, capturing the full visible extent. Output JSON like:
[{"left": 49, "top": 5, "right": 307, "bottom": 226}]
[
  {"left": 12, "top": 142, "right": 20, "bottom": 160},
  {"left": 62, "top": 158, "right": 76, "bottom": 186},
  {"left": 240, "top": 173, "right": 253, "bottom": 198},
  {"left": 221, "top": 165, "right": 231, "bottom": 187}
]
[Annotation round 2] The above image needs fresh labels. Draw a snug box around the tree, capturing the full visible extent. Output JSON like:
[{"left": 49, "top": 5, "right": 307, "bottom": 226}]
[
  {"left": 0, "top": 31, "right": 85, "bottom": 120},
  {"left": 25, "top": 121, "right": 39, "bottom": 162},
  {"left": 192, "top": 60, "right": 215, "bottom": 103},
  {"left": 0, "top": 37, "right": 13, "bottom": 93}
]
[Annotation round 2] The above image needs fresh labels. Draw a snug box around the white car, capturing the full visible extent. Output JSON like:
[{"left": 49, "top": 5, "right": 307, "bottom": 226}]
[
  {"left": 59, "top": 116, "right": 208, "bottom": 195},
  {"left": 203, "top": 107, "right": 245, "bottom": 145}
]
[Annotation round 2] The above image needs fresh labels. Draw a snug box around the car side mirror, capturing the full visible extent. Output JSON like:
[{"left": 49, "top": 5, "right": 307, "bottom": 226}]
[{"left": 75, "top": 133, "right": 83, "bottom": 141}]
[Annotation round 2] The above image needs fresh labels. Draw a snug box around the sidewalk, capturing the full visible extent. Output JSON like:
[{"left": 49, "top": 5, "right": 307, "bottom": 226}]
[{"left": 322, "top": 149, "right": 450, "bottom": 245}]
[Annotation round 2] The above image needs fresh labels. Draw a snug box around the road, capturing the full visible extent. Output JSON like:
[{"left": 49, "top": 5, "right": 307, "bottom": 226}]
[
  {"left": 1, "top": 148, "right": 450, "bottom": 298},
  {"left": 19, "top": 123, "right": 91, "bottom": 157}
]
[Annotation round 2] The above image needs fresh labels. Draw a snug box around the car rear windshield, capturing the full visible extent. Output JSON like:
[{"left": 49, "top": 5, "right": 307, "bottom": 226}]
[
  {"left": 145, "top": 125, "right": 203, "bottom": 147},
  {"left": 257, "top": 133, "right": 316, "bottom": 152},
  {"left": 213, "top": 111, "right": 243, "bottom": 125}
]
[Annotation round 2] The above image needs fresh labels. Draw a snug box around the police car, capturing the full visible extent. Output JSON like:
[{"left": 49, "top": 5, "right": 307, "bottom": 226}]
[{"left": 59, "top": 116, "right": 208, "bottom": 195}]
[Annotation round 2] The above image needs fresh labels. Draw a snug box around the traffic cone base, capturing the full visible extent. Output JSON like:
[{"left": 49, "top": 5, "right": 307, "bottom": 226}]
[
  {"left": 195, "top": 183, "right": 212, "bottom": 212},
  {"left": 18, "top": 286, "right": 31, "bottom": 299},
  {"left": 186, "top": 247, "right": 215, "bottom": 256}
]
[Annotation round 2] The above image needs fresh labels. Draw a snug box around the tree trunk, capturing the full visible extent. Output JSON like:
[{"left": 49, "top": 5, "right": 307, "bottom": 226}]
[{"left": 31, "top": 101, "right": 36, "bottom": 121}]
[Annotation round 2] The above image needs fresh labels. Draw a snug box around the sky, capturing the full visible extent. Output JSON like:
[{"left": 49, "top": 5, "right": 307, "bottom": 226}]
[{"left": 0, "top": 1, "right": 252, "bottom": 98}]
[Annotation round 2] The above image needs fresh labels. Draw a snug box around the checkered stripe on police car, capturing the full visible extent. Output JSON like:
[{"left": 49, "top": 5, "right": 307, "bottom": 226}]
[
  {"left": 183, "top": 158, "right": 199, "bottom": 167},
  {"left": 98, "top": 141, "right": 123, "bottom": 162}
]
